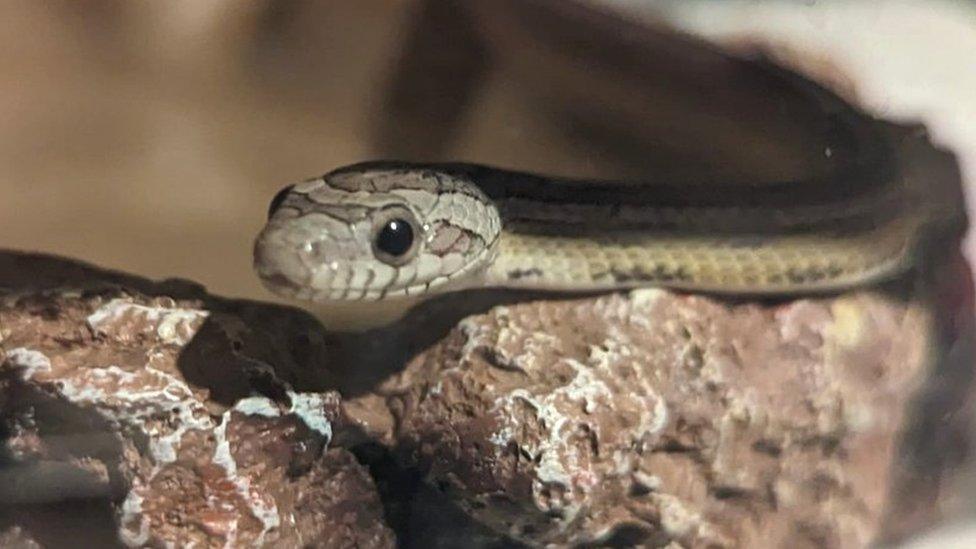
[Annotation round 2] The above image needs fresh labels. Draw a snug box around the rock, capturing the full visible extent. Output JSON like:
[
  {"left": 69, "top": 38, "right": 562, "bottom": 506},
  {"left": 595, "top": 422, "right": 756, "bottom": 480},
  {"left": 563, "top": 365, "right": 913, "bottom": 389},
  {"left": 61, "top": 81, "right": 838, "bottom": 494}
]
[
  {"left": 364, "top": 288, "right": 957, "bottom": 547},
  {"left": 0, "top": 280, "right": 394, "bottom": 548},
  {"left": 0, "top": 223, "right": 970, "bottom": 548}
]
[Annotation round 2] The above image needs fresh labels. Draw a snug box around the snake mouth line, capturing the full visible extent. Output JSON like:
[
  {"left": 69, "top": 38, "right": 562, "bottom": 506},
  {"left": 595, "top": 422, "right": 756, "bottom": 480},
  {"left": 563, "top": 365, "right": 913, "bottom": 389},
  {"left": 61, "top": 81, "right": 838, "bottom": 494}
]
[
  {"left": 258, "top": 245, "right": 497, "bottom": 302},
  {"left": 259, "top": 272, "right": 304, "bottom": 293}
]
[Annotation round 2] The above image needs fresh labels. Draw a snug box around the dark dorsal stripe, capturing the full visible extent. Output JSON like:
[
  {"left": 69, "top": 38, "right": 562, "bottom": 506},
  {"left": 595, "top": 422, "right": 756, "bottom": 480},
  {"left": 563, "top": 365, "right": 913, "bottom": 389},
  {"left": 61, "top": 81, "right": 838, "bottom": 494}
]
[{"left": 332, "top": 108, "right": 896, "bottom": 212}]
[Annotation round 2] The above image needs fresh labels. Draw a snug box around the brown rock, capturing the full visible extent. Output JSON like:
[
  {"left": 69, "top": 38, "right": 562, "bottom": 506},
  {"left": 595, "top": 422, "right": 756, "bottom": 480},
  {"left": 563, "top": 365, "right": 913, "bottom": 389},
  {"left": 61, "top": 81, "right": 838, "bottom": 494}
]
[
  {"left": 372, "top": 288, "right": 955, "bottom": 547},
  {"left": 0, "top": 285, "right": 394, "bottom": 548}
]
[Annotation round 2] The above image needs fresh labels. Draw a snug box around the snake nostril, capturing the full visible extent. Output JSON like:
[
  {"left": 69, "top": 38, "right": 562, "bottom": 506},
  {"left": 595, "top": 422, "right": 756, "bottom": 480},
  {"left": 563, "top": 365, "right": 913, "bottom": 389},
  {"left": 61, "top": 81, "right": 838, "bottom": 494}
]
[{"left": 267, "top": 184, "right": 295, "bottom": 219}]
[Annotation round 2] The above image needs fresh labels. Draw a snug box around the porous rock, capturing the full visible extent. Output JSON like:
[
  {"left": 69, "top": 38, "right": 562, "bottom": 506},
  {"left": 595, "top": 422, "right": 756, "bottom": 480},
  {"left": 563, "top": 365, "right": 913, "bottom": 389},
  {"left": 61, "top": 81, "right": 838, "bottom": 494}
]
[
  {"left": 0, "top": 286, "right": 394, "bottom": 548},
  {"left": 366, "top": 288, "right": 945, "bottom": 547}
]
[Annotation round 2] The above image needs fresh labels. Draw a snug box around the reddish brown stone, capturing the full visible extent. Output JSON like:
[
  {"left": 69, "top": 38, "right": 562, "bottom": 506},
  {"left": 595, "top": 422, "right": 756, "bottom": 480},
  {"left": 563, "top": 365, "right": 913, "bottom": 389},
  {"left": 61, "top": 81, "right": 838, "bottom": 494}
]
[
  {"left": 363, "top": 289, "right": 958, "bottom": 547},
  {"left": 0, "top": 287, "right": 394, "bottom": 548}
]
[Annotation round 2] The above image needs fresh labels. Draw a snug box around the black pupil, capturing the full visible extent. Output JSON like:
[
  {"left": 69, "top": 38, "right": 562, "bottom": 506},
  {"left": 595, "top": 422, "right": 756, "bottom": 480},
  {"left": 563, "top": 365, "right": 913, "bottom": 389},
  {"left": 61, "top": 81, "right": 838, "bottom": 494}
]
[
  {"left": 376, "top": 219, "right": 414, "bottom": 257},
  {"left": 267, "top": 185, "right": 294, "bottom": 219}
]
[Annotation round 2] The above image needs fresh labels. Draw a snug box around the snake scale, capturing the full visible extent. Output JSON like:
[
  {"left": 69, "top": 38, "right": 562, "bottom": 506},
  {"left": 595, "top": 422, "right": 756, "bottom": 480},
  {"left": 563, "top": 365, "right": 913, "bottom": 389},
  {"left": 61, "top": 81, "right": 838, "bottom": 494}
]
[
  {"left": 253, "top": 111, "right": 950, "bottom": 327},
  {"left": 254, "top": 9, "right": 964, "bottom": 326}
]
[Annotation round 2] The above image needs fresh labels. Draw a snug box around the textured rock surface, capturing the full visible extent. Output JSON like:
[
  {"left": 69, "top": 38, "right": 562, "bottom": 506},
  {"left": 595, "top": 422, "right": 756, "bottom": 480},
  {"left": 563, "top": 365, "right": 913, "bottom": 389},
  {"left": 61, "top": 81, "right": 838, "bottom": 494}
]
[
  {"left": 362, "top": 289, "right": 943, "bottom": 547},
  {"left": 0, "top": 253, "right": 970, "bottom": 548},
  {"left": 0, "top": 284, "right": 394, "bottom": 548}
]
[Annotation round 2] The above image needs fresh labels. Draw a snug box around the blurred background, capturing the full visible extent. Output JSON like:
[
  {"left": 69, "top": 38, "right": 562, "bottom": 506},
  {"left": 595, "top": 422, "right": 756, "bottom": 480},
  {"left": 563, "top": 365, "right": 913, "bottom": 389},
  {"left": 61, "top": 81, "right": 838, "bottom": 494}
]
[
  {"left": 1, "top": 1, "right": 419, "bottom": 299},
  {"left": 5, "top": 0, "right": 970, "bottom": 302}
]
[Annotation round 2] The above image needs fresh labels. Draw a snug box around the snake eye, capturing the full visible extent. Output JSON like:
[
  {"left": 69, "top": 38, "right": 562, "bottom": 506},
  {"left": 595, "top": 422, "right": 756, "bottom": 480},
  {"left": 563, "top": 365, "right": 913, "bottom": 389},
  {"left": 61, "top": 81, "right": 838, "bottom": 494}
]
[
  {"left": 372, "top": 209, "right": 420, "bottom": 266},
  {"left": 267, "top": 185, "right": 294, "bottom": 219}
]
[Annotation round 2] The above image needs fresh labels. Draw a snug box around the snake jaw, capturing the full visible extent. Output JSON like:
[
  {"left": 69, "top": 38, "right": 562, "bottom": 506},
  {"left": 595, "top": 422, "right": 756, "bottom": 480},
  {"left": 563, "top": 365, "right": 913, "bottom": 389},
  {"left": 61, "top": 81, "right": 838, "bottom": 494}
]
[{"left": 252, "top": 221, "right": 311, "bottom": 300}]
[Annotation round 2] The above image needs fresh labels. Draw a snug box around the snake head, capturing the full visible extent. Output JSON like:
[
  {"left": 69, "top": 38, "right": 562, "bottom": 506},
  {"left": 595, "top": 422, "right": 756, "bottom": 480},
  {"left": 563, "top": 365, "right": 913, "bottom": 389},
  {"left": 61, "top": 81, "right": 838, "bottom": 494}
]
[{"left": 253, "top": 164, "right": 502, "bottom": 303}]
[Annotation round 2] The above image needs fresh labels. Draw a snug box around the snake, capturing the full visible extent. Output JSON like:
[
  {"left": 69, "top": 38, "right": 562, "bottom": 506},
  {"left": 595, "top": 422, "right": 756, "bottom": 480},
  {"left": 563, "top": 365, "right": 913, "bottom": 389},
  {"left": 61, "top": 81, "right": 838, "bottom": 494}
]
[
  {"left": 252, "top": 108, "right": 958, "bottom": 328},
  {"left": 253, "top": 2, "right": 965, "bottom": 328}
]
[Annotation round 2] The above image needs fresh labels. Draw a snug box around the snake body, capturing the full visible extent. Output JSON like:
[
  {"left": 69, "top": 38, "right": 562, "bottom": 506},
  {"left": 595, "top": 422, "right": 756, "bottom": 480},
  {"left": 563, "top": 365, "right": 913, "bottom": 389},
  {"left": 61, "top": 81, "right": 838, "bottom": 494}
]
[{"left": 253, "top": 116, "right": 943, "bottom": 314}]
